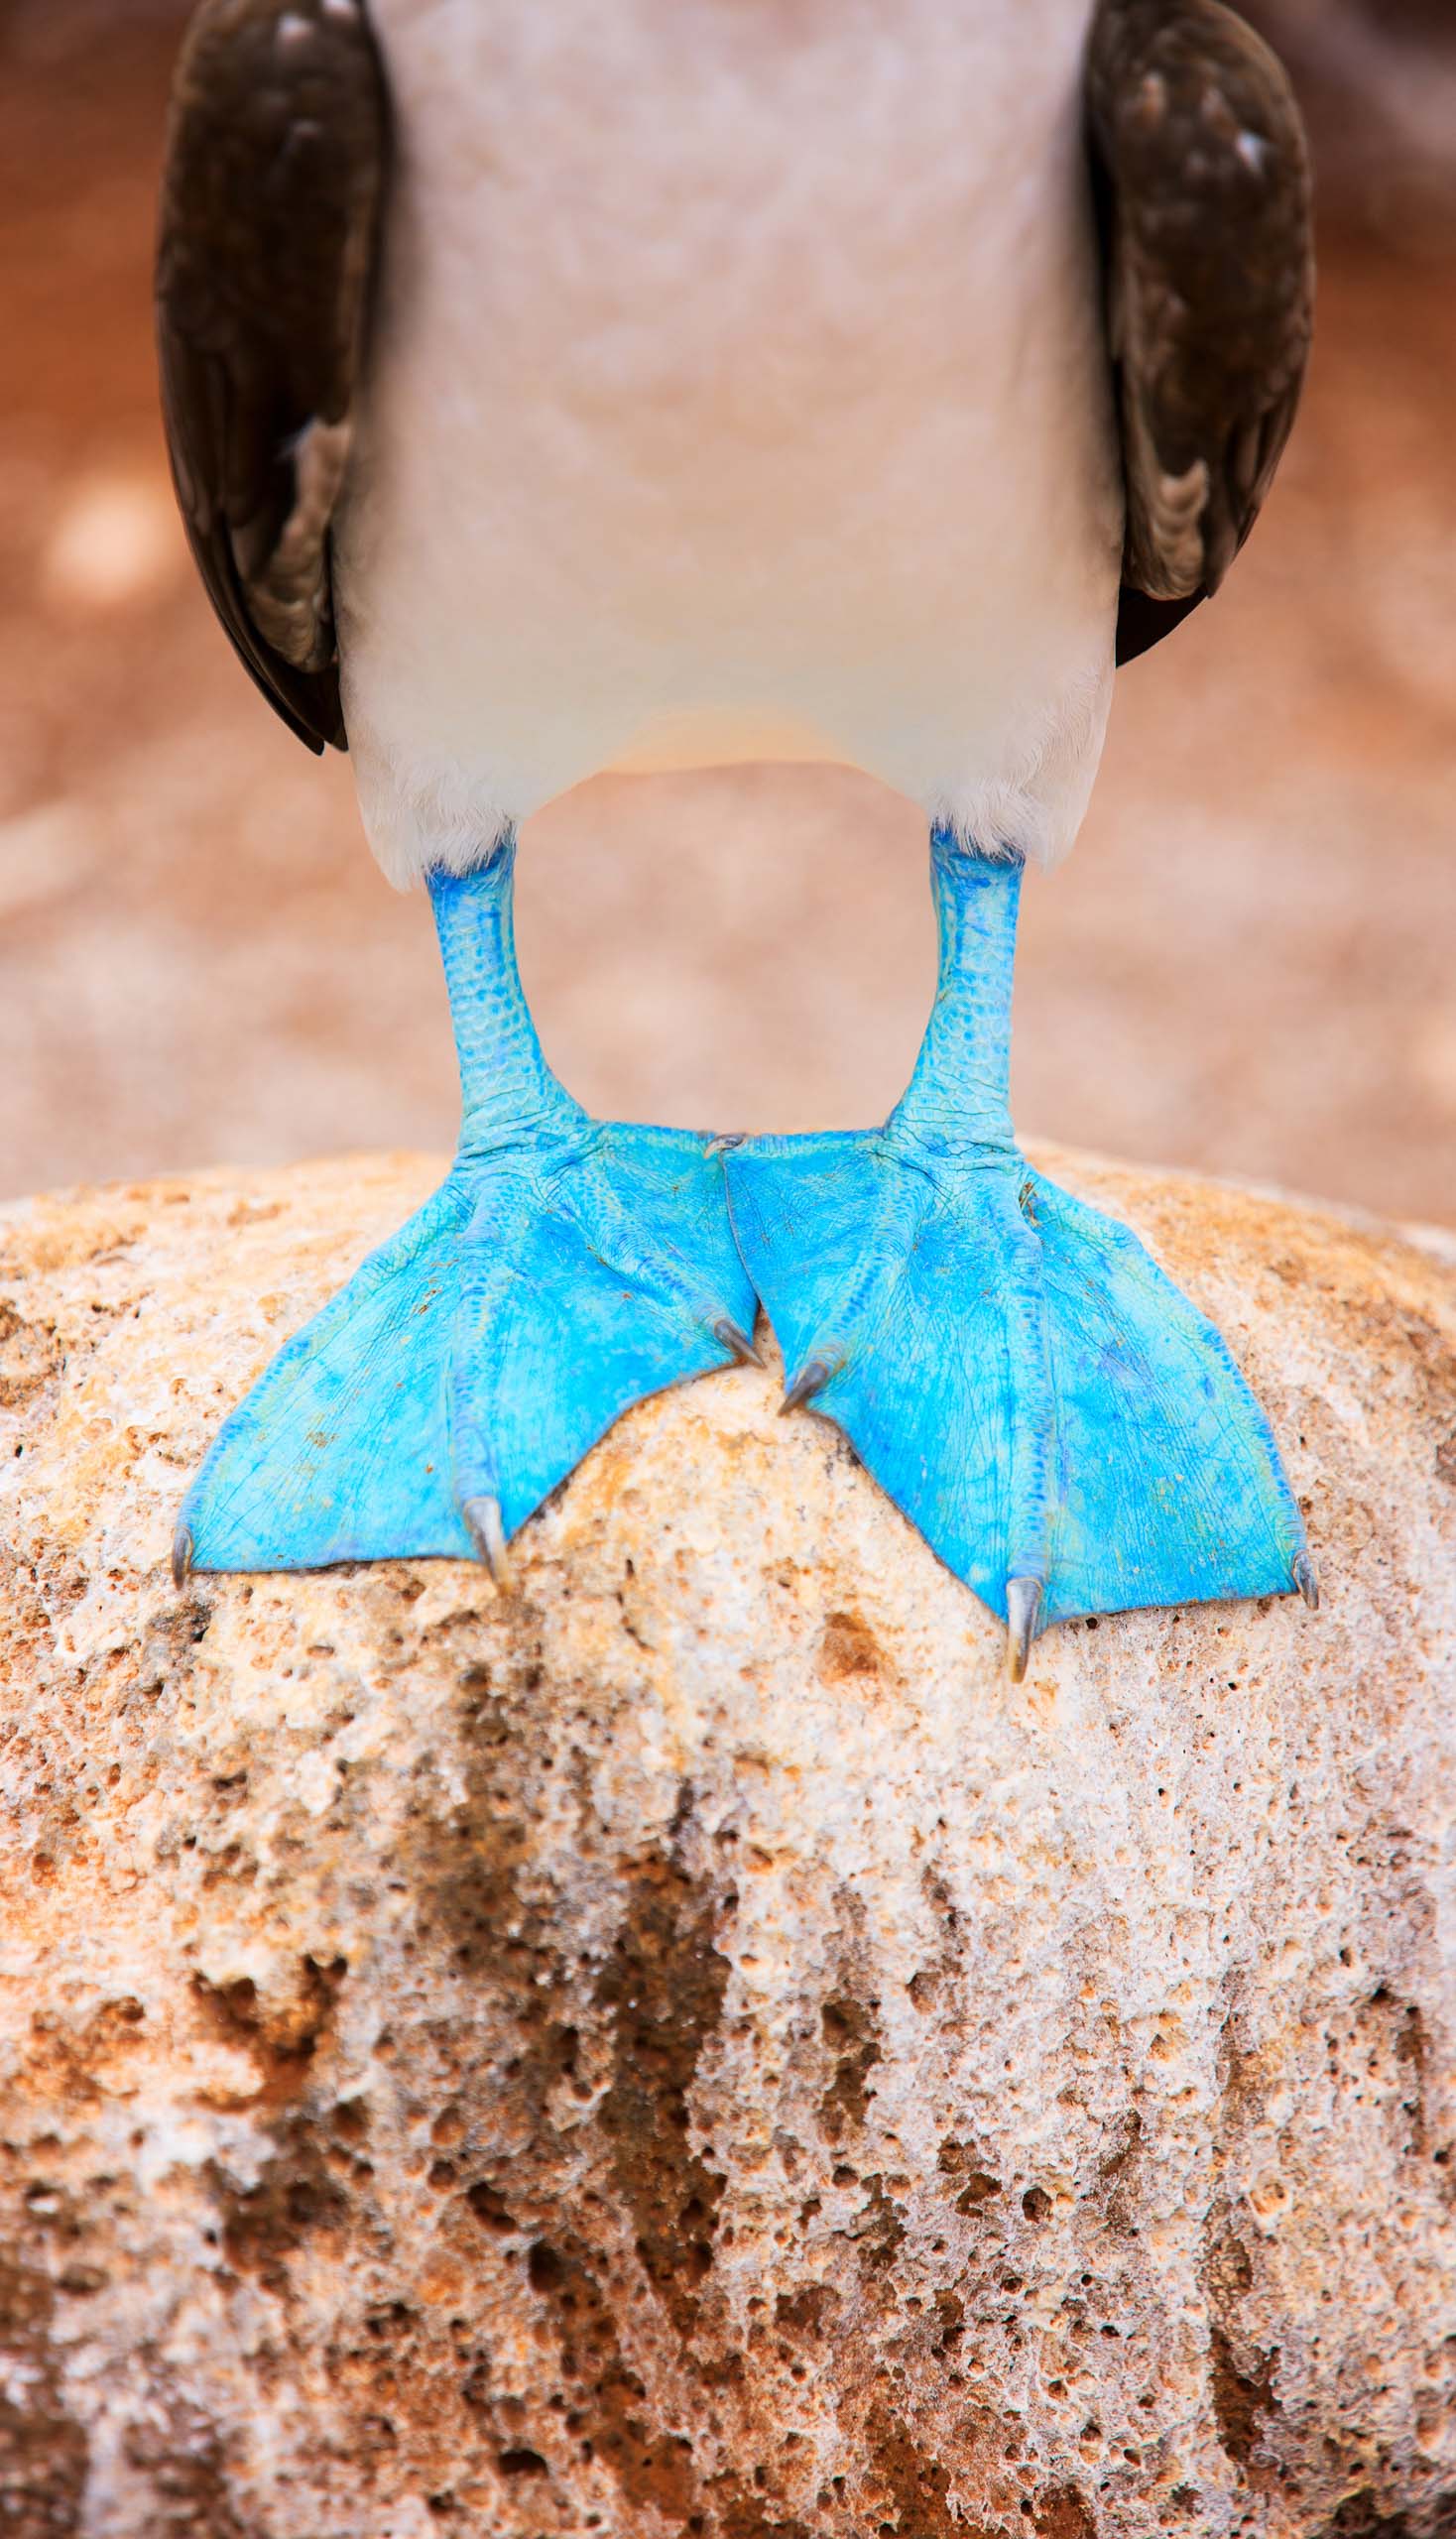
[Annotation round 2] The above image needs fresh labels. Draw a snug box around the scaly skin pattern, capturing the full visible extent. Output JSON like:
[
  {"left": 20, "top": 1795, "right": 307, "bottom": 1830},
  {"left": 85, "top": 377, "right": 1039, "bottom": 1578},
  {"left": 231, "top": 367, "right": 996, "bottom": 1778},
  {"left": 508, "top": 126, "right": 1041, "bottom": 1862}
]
[
  {"left": 176, "top": 841, "right": 758, "bottom": 1577},
  {"left": 723, "top": 832, "right": 1311, "bottom": 1663}
]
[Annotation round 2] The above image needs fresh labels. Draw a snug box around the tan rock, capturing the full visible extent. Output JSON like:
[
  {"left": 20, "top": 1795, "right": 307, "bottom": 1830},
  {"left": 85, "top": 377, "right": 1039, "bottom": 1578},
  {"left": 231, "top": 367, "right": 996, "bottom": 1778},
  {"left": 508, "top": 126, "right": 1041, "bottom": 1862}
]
[{"left": 0, "top": 1148, "right": 1453, "bottom": 2538}]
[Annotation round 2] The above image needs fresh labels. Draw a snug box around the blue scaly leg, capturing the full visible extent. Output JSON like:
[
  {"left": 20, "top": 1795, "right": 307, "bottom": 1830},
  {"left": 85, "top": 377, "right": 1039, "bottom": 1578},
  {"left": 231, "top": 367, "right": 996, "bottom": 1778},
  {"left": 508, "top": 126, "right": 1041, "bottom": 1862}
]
[
  {"left": 174, "top": 836, "right": 758, "bottom": 1581},
  {"left": 723, "top": 828, "right": 1316, "bottom": 1675}
]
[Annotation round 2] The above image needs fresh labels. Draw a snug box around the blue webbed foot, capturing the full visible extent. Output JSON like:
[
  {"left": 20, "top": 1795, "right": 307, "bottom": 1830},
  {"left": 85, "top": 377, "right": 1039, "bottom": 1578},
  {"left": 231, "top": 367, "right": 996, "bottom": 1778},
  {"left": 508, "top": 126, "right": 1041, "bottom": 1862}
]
[
  {"left": 724, "top": 833, "right": 1310, "bottom": 1669},
  {"left": 177, "top": 845, "right": 756, "bottom": 1578},
  {"left": 724, "top": 1131, "right": 1308, "bottom": 1667},
  {"left": 179, "top": 1124, "right": 755, "bottom": 1576}
]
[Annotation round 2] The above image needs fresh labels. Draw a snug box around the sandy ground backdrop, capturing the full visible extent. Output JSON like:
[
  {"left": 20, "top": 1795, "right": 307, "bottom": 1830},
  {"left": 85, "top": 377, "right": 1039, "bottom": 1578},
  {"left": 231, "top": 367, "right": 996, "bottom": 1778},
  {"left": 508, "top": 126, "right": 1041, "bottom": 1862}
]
[{"left": 2, "top": 0, "right": 1454, "bottom": 1223}]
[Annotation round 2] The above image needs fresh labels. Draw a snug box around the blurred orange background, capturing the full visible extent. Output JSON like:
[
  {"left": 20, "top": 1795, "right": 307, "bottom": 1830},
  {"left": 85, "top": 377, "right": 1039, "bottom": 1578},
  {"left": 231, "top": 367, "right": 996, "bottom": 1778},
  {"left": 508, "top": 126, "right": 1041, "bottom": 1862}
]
[{"left": 3, "top": 0, "right": 1454, "bottom": 1221}]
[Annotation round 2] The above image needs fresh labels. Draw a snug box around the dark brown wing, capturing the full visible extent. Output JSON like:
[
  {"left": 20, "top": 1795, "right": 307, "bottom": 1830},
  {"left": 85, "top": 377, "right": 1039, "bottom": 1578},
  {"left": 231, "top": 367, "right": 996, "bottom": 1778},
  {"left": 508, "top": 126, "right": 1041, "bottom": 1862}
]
[
  {"left": 1086, "top": 0, "right": 1314, "bottom": 665},
  {"left": 155, "top": 0, "right": 390, "bottom": 752}
]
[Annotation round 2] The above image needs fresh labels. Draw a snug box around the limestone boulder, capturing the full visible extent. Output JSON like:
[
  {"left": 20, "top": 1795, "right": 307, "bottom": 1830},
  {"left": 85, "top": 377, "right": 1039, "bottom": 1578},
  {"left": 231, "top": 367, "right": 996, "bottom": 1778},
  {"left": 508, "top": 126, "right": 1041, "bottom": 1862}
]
[{"left": 0, "top": 1148, "right": 1453, "bottom": 2538}]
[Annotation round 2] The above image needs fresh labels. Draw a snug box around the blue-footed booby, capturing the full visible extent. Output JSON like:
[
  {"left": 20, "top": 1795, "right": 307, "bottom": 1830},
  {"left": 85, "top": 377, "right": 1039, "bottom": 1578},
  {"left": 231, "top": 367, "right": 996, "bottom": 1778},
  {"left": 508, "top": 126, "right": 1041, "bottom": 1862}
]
[{"left": 157, "top": 0, "right": 1317, "bottom": 1671}]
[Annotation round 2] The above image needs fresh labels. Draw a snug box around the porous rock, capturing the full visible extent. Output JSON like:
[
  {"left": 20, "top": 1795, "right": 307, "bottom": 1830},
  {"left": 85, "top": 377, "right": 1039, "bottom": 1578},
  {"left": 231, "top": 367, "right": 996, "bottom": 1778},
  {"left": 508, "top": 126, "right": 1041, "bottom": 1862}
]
[{"left": 0, "top": 1148, "right": 1453, "bottom": 2538}]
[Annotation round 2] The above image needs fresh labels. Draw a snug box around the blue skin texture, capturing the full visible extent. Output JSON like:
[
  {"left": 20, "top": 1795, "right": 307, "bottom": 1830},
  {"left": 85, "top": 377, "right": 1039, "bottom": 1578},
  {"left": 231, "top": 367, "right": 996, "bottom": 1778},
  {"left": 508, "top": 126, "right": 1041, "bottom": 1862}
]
[
  {"left": 724, "top": 829, "right": 1309, "bottom": 1635},
  {"left": 179, "top": 823, "right": 1308, "bottom": 1648},
  {"left": 177, "top": 837, "right": 759, "bottom": 1573}
]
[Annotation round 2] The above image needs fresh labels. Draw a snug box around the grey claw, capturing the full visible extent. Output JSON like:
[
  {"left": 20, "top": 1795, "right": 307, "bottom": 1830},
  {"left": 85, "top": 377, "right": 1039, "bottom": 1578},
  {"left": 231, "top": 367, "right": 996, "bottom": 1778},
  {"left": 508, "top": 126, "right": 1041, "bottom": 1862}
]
[
  {"left": 462, "top": 1494, "right": 512, "bottom": 1587},
  {"left": 713, "top": 1316, "right": 764, "bottom": 1369},
  {"left": 1005, "top": 1577, "right": 1042, "bottom": 1684},
  {"left": 172, "top": 1521, "right": 193, "bottom": 1592},
  {"left": 780, "top": 1354, "right": 834, "bottom": 1416},
  {"left": 1292, "top": 1550, "right": 1319, "bottom": 1612}
]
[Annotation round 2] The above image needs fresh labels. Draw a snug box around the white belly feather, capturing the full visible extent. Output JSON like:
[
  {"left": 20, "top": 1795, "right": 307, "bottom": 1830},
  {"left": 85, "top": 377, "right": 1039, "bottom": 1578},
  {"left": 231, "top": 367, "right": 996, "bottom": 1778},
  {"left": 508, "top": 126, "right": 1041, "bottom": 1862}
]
[{"left": 335, "top": 0, "right": 1123, "bottom": 882}]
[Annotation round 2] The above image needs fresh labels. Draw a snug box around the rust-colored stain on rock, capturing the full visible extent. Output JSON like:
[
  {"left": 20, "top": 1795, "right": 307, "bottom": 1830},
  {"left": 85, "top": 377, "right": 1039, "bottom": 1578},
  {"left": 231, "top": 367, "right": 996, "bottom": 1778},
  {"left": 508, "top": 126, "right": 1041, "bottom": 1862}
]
[{"left": 0, "top": 1148, "right": 1452, "bottom": 2534}]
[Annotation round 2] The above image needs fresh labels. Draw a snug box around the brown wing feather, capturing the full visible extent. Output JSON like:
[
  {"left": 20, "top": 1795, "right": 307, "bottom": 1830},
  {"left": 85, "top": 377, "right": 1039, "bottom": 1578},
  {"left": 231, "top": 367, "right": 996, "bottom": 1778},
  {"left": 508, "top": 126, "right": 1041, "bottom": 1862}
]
[
  {"left": 1086, "top": 0, "right": 1315, "bottom": 665},
  {"left": 155, "top": 0, "right": 389, "bottom": 752}
]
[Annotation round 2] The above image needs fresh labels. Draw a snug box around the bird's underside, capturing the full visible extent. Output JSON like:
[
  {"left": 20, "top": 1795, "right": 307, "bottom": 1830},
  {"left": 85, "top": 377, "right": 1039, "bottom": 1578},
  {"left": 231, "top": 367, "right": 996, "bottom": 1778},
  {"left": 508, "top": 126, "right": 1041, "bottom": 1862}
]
[
  {"left": 158, "top": 0, "right": 1317, "bottom": 1663},
  {"left": 156, "top": 0, "right": 1313, "bottom": 795}
]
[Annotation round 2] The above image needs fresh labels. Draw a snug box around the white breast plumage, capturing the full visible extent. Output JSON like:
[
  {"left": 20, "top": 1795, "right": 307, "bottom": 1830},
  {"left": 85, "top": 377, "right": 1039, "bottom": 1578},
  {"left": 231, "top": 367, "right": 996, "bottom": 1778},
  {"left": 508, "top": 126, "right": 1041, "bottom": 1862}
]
[{"left": 335, "top": 0, "right": 1123, "bottom": 884}]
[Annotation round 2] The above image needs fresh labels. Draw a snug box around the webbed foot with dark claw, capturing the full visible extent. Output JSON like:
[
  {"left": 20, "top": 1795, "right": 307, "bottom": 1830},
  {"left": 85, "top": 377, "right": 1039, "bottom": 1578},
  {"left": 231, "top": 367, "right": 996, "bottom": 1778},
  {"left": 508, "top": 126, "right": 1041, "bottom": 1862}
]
[
  {"left": 176, "top": 844, "right": 756, "bottom": 1578},
  {"left": 724, "top": 831, "right": 1314, "bottom": 1662}
]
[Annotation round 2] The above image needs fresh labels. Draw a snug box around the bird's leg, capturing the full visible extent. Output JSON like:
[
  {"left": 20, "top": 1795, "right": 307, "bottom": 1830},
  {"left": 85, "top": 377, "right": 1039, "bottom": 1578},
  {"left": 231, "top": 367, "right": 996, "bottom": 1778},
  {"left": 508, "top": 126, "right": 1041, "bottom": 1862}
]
[
  {"left": 724, "top": 826, "right": 1313, "bottom": 1672},
  {"left": 175, "top": 832, "right": 756, "bottom": 1578}
]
